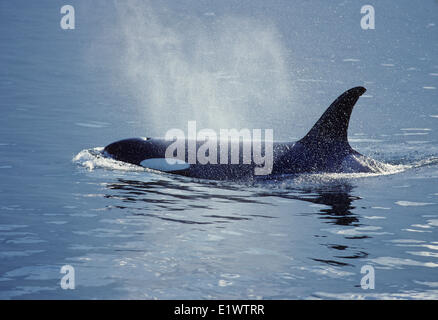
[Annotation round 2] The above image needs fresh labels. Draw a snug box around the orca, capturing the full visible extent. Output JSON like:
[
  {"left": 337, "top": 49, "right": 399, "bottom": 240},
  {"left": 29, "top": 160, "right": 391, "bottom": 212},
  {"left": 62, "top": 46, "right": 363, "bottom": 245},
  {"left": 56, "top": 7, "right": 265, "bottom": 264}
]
[{"left": 103, "top": 86, "right": 379, "bottom": 180}]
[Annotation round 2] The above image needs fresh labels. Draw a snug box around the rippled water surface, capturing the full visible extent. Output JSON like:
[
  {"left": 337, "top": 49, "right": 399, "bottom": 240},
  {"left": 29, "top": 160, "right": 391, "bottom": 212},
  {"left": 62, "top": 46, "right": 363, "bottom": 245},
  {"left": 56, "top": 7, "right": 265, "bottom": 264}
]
[{"left": 1, "top": 0, "right": 437, "bottom": 299}]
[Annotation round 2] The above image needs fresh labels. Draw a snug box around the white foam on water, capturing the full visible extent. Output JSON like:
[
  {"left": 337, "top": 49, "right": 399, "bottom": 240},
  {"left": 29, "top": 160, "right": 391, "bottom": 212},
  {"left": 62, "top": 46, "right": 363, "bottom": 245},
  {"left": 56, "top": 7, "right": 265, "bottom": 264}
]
[
  {"left": 342, "top": 58, "right": 360, "bottom": 62},
  {"left": 396, "top": 132, "right": 429, "bottom": 136},
  {"left": 411, "top": 156, "right": 438, "bottom": 168},
  {"left": 73, "top": 147, "right": 146, "bottom": 172},
  {"left": 349, "top": 138, "right": 383, "bottom": 143},
  {"left": 406, "top": 141, "right": 430, "bottom": 144},
  {"left": 338, "top": 154, "right": 408, "bottom": 176},
  {"left": 400, "top": 128, "right": 431, "bottom": 131},
  {"left": 395, "top": 201, "right": 435, "bottom": 207},
  {"left": 75, "top": 121, "right": 111, "bottom": 128},
  {"left": 363, "top": 216, "right": 386, "bottom": 220},
  {"left": 370, "top": 256, "right": 438, "bottom": 268}
]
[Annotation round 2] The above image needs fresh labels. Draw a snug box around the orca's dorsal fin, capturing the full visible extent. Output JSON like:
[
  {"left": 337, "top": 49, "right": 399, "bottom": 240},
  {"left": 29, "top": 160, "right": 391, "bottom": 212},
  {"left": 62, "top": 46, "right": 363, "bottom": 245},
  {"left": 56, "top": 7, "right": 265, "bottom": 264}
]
[{"left": 298, "top": 86, "right": 366, "bottom": 148}]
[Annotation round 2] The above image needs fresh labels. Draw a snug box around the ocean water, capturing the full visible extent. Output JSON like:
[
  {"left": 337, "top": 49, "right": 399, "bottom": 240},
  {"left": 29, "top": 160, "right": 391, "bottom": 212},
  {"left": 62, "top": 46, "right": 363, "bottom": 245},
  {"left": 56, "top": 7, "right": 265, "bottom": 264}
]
[{"left": 1, "top": 0, "right": 437, "bottom": 299}]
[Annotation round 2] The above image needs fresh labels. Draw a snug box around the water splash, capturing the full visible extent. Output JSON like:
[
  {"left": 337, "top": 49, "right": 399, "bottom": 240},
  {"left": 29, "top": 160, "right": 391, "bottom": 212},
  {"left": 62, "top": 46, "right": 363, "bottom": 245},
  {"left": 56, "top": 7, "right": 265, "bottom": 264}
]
[{"left": 73, "top": 147, "right": 144, "bottom": 172}]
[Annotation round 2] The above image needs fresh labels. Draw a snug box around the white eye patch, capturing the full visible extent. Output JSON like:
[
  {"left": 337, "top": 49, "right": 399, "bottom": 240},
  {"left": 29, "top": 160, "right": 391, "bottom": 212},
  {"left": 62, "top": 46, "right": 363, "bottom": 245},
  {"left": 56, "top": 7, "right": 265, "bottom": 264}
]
[{"left": 140, "top": 158, "right": 190, "bottom": 172}]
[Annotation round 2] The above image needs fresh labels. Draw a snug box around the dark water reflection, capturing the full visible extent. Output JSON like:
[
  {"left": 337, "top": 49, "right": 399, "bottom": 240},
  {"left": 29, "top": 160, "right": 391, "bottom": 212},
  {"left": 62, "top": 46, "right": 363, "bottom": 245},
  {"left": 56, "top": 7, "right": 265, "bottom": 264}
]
[
  {"left": 253, "top": 183, "right": 361, "bottom": 227},
  {"left": 105, "top": 177, "right": 361, "bottom": 227},
  {"left": 103, "top": 176, "right": 369, "bottom": 270}
]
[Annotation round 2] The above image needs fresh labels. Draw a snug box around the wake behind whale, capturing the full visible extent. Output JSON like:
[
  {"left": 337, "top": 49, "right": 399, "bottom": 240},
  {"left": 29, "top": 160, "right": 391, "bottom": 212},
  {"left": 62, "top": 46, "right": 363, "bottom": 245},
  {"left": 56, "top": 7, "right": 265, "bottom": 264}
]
[{"left": 73, "top": 87, "right": 436, "bottom": 181}]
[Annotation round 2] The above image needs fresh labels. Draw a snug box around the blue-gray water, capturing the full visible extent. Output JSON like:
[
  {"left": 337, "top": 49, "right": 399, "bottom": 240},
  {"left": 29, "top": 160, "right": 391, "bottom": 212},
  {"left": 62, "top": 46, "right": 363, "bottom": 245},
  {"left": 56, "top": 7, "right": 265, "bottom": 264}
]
[{"left": 1, "top": 0, "right": 437, "bottom": 299}]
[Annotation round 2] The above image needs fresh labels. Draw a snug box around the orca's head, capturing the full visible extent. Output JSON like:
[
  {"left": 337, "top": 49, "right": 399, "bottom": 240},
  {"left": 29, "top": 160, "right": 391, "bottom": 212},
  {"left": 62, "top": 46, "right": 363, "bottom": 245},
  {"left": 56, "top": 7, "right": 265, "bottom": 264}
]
[{"left": 104, "top": 138, "right": 150, "bottom": 165}]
